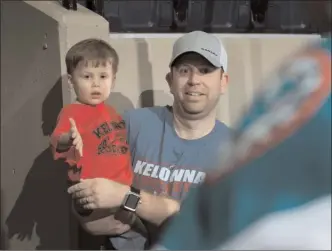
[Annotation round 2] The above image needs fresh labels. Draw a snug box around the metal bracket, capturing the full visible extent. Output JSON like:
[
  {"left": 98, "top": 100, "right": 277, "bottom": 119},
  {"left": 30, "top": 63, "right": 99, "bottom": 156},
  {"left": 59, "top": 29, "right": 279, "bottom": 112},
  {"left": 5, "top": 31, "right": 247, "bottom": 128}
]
[{"left": 62, "top": 0, "right": 77, "bottom": 11}]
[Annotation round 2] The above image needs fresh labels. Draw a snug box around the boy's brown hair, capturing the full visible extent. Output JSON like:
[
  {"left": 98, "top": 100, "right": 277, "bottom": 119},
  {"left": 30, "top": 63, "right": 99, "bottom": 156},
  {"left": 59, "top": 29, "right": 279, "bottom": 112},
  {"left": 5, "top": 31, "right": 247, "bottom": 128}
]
[{"left": 65, "top": 38, "right": 119, "bottom": 74}]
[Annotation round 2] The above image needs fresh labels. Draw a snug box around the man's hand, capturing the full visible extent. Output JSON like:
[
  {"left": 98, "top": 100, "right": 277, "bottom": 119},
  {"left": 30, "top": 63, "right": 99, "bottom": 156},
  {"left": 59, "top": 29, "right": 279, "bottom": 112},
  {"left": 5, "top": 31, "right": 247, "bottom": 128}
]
[
  {"left": 67, "top": 178, "right": 129, "bottom": 210},
  {"left": 68, "top": 178, "right": 180, "bottom": 227},
  {"left": 69, "top": 118, "right": 83, "bottom": 157}
]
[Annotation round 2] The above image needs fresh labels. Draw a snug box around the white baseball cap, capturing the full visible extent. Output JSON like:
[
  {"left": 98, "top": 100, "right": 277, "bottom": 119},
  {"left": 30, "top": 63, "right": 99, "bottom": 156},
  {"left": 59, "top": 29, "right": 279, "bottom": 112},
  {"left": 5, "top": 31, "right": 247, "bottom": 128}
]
[{"left": 169, "top": 31, "right": 228, "bottom": 72}]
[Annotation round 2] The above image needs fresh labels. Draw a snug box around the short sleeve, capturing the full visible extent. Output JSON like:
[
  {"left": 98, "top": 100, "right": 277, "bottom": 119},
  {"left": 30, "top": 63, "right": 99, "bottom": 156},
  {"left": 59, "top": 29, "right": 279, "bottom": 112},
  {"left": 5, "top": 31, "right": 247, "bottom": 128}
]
[
  {"left": 122, "top": 109, "right": 139, "bottom": 156},
  {"left": 122, "top": 110, "right": 131, "bottom": 143},
  {"left": 50, "top": 106, "right": 77, "bottom": 165}
]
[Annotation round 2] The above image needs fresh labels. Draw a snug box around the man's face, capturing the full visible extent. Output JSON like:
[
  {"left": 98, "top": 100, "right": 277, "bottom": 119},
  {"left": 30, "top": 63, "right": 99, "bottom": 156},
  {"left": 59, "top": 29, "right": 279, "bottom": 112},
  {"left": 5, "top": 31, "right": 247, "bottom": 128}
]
[
  {"left": 69, "top": 60, "right": 115, "bottom": 105},
  {"left": 168, "top": 53, "right": 228, "bottom": 119}
]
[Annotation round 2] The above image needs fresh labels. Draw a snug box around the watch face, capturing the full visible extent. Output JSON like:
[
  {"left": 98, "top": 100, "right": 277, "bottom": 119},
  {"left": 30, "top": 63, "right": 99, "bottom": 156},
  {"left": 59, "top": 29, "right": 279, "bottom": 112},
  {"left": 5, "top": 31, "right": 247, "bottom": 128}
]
[{"left": 125, "top": 193, "right": 140, "bottom": 210}]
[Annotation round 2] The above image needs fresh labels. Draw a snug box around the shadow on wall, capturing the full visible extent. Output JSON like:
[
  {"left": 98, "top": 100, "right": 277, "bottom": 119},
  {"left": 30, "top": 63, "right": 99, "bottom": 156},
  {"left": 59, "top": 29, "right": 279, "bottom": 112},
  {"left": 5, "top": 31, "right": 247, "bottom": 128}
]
[
  {"left": 1, "top": 190, "right": 6, "bottom": 250},
  {"left": 135, "top": 38, "right": 155, "bottom": 106},
  {"left": 107, "top": 92, "right": 135, "bottom": 114},
  {"left": 1, "top": 227, "right": 4, "bottom": 249},
  {"left": 139, "top": 90, "right": 173, "bottom": 108},
  {"left": 5, "top": 77, "right": 70, "bottom": 250},
  {"left": 134, "top": 38, "right": 173, "bottom": 108}
]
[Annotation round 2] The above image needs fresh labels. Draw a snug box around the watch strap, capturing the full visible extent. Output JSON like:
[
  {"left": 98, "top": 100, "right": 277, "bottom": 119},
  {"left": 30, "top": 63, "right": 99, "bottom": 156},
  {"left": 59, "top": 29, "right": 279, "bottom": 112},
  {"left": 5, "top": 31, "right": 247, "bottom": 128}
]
[{"left": 130, "top": 185, "right": 141, "bottom": 195}]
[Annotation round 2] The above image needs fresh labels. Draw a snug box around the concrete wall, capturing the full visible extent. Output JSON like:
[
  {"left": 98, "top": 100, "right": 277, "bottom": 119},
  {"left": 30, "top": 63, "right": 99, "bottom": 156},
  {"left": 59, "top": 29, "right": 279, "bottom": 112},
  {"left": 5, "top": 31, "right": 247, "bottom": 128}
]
[
  {"left": 108, "top": 34, "right": 321, "bottom": 127},
  {"left": 1, "top": 1, "right": 109, "bottom": 249},
  {"left": 1, "top": 1, "right": 321, "bottom": 250}
]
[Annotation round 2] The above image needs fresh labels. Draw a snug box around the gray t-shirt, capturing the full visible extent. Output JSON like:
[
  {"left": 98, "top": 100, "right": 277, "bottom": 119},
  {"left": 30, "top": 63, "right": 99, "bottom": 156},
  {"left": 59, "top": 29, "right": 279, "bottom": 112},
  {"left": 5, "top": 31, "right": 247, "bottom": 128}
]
[{"left": 110, "top": 106, "right": 231, "bottom": 249}]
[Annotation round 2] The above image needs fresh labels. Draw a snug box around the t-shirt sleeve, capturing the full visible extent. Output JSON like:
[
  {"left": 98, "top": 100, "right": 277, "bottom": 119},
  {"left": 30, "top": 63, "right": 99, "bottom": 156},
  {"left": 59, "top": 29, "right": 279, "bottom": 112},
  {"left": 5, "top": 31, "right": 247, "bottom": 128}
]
[
  {"left": 50, "top": 106, "right": 77, "bottom": 165},
  {"left": 107, "top": 105, "right": 131, "bottom": 148},
  {"left": 102, "top": 106, "right": 133, "bottom": 185},
  {"left": 122, "top": 109, "right": 138, "bottom": 158}
]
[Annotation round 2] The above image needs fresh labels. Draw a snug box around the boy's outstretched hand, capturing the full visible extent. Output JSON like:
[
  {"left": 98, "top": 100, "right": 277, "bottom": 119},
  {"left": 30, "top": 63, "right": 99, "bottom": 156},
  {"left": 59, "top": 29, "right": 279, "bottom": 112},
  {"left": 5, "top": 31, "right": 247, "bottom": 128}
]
[{"left": 69, "top": 118, "right": 83, "bottom": 157}]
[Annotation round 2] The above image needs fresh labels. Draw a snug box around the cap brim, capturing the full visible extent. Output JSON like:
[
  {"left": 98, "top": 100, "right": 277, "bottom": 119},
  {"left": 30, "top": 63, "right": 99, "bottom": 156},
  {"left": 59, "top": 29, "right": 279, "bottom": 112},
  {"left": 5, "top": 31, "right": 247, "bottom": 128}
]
[{"left": 169, "top": 50, "right": 222, "bottom": 68}]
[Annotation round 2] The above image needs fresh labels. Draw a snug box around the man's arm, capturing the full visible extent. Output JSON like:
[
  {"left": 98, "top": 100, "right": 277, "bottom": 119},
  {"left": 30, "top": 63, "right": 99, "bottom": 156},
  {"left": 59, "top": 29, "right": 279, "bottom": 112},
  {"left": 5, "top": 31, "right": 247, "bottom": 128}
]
[
  {"left": 69, "top": 179, "right": 181, "bottom": 228},
  {"left": 121, "top": 111, "right": 180, "bottom": 224},
  {"left": 136, "top": 190, "right": 180, "bottom": 226},
  {"left": 94, "top": 183, "right": 180, "bottom": 226},
  {"left": 80, "top": 186, "right": 180, "bottom": 228}
]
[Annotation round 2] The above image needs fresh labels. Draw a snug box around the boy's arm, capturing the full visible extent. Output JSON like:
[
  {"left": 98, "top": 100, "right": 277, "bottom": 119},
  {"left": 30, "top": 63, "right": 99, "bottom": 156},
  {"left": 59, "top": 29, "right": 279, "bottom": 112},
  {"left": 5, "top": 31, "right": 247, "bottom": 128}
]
[
  {"left": 50, "top": 107, "right": 78, "bottom": 162},
  {"left": 56, "top": 132, "right": 73, "bottom": 150},
  {"left": 50, "top": 108, "right": 71, "bottom": 150},
  {"left": 56, "top": 117, "right": 81, "bottom": 152}
]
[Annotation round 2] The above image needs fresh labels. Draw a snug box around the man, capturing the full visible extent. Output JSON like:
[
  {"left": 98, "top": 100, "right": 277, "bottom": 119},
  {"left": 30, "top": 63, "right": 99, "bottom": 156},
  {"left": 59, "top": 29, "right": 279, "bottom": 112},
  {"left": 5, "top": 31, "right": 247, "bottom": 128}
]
[
  {"left": 68, "top": 31, "right": 231, "bottom": 249},
  {"left": 152, "top": 38, "right": 331, "bottom": 249}
]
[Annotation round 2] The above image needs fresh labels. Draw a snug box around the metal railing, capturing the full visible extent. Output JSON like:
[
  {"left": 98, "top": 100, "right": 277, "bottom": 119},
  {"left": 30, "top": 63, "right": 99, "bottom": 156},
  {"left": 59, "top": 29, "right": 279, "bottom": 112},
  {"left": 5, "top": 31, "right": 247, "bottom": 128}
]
[
  {"left": 62, "top": 0, "right": 77, "bottom": 10},
  {"left": 62, "top": 0, "right": 104, "bottom": 16}
]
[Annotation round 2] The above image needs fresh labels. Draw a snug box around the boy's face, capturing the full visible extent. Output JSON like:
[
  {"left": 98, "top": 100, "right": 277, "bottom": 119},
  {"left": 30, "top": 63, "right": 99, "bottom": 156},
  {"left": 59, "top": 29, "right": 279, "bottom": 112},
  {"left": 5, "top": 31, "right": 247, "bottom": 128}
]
[{"left": 68, "top": 59, "right": 115, "bottom": 105}]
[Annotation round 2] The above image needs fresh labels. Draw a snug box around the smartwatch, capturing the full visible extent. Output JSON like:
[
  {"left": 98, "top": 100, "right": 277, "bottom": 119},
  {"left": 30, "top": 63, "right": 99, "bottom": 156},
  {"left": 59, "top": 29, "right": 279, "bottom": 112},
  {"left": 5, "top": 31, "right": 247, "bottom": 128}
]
[{"left": 121, "top": 186, "right": 141, "bottom": 212}]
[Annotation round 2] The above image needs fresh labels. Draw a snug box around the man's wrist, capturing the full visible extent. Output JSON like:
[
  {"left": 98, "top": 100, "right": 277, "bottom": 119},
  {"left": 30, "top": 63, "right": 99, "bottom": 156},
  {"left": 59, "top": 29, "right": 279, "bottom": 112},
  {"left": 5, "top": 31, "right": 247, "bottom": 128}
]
[
  {"left": 117, "top": 184, "right": 130, "bottom": 207},
  {"left": 119, "top": 185, "right": 142, "bottom": 212}
]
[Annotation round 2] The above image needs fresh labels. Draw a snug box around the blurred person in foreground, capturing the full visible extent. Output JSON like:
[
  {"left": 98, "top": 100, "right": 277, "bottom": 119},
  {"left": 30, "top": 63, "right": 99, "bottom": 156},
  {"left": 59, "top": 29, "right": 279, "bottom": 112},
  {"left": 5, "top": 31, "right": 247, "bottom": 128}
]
[{"left": 153, "top": 36, "right": 331, "bottom": 250}]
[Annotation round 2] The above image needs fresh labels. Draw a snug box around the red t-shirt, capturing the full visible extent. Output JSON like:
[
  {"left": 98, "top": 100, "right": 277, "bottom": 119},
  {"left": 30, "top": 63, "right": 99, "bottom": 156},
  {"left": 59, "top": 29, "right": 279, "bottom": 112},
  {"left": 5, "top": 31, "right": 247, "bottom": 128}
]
[{"left": 50, "top": 103, "right": 133, "bottom": 185}]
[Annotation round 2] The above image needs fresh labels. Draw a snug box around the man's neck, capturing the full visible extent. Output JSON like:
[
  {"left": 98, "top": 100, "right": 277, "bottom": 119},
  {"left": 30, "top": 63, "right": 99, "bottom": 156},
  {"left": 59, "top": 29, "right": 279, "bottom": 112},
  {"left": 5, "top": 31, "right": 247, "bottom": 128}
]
[{"left": 173, "top": 110, "right": 216, "bottom": 140}]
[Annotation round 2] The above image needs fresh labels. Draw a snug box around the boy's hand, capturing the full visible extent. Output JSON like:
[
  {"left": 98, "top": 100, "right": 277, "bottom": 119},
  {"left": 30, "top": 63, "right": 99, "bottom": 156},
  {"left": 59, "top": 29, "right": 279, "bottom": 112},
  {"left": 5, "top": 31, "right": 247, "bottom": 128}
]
[{"left": 69, "top": 118, "right": 83, "bottom": 157}]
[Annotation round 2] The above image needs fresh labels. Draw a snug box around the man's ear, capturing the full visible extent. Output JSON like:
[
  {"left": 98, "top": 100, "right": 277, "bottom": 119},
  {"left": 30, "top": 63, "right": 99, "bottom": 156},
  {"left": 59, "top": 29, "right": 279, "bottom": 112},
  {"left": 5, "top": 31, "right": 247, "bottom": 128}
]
[
  {"left": 220, "top": 72, "right": 229, "bottom": 94},
  {"left": 166, "top": 72, "right": 173, "bottom": 94}
]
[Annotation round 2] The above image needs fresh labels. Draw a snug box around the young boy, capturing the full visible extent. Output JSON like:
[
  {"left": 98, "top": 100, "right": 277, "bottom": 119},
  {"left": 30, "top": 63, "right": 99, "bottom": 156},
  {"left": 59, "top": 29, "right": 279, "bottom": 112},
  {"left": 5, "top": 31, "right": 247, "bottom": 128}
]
[{"left": 50, "top": 38, "right": 133, "bottom": 214}]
